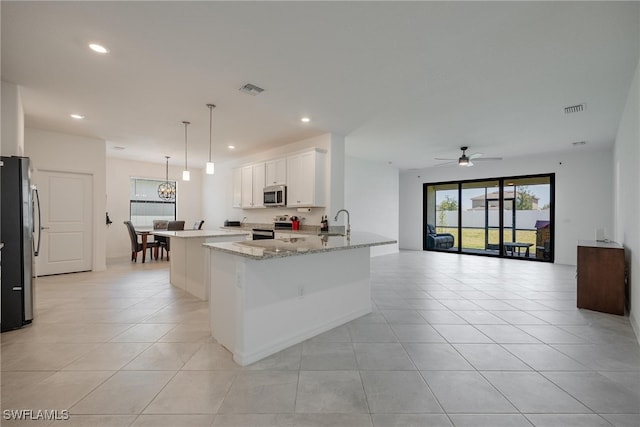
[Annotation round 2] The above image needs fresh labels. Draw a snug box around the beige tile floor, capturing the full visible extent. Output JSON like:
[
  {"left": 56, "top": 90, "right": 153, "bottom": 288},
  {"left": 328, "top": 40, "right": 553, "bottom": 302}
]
[{"left": 1, "top": 251, "right": 639, "bottom": 426}]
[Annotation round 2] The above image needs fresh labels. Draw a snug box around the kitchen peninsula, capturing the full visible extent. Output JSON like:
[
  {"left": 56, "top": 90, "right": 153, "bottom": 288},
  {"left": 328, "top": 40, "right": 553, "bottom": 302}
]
[
  {"left": 204, "top": 232, "right": 396, "bottom": 366},
  {"left": 153, "top": 229, "right": 250, "bottom": 300}
]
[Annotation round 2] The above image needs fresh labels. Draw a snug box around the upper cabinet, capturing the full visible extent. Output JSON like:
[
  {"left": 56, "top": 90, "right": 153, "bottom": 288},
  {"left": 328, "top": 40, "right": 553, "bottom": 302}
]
[
  {"left": 286, "top": 149, "right": 325, "bottom": 207},
  {"left": 265, "top": 158, "right": 286, "bottom": 186},
  {"left": 232, "top": 167, "right": 242, "bottom": 208},
  {"left": 241, "top": 163, "right": 265, "bottom": 208},
  {"left": 233, "top": 148, "right": 326, "bottom": 209}
]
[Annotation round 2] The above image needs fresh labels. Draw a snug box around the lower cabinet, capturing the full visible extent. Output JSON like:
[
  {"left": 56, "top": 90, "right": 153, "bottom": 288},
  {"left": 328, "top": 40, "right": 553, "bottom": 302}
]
[{"left": 577, "top": 240, "right": 625, "bottom": 315}]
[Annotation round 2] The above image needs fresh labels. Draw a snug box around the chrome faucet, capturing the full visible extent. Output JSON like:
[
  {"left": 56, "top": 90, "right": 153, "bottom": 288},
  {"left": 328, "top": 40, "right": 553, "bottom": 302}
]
[{"left": 334, "top": 209, "right": 351, "bottom": 239}]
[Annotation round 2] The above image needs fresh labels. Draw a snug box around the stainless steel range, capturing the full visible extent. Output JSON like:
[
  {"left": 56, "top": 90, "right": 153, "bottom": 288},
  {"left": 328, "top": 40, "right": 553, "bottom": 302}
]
[{"left": 252, "top": 228, "right": 274, "bottom": 240}]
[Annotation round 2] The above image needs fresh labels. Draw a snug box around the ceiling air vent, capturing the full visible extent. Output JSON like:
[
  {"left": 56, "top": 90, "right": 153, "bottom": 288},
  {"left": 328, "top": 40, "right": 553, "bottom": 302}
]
[
  {"left": 564, "top": 103, "right": 586, "bottom": 114},
  {"left": 239, "top": 83, "right": 265, "bottom": 96}
]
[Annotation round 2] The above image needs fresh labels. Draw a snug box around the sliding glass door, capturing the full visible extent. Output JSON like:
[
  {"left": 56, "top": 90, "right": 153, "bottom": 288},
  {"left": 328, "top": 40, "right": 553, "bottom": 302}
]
[{"left": 423, "top": 174, "right": 554, "bottom": 261}]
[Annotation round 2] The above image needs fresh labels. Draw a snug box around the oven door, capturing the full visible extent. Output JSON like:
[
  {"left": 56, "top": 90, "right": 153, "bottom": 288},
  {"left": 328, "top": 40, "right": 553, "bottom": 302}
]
[{"left": 252, "top": 228, "right": 275, "bottom": 240}]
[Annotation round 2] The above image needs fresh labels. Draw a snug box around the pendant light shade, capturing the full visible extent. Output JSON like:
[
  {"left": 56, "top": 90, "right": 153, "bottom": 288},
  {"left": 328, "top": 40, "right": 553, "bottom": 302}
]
[
  {"left": 206, "top": 103, "right": 216, "bottom": 175},
  {"left": 158, "top": 156, "right": 176, "bottom": 201},
  {"left": 206, "top": 162, "right": 215, "bottom": 175},
  {"left": 182, "top": 121, "right": 190, "bottom": 181}
]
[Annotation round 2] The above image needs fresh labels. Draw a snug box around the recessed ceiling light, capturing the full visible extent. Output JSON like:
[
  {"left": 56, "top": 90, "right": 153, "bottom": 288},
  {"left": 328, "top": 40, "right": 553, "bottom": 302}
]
[
  {"left": 70, "top": 114, "right": 85, "bottom": 119},
  {"left": 228, "top": 145, "right": 235, "bottom": 150},
  {"left": 301, "top": 117, "right": 310, "bottom": 123},
  {"left": 89, "top": 43, "right": 109, "bottom": 54}
]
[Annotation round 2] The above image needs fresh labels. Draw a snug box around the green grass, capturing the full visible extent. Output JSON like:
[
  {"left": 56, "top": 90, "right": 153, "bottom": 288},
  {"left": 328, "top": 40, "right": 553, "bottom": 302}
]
[{"left": 436, "top": 227, "right": 537, "bottom": 250}]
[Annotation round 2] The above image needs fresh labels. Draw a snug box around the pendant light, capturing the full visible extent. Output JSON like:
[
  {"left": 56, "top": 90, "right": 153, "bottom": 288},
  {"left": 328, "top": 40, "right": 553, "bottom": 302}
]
[
  {"left": 205, "top": 103, "right": 216, "bottom": 175},
  {"left": 157, "top": 156, "right": 176, "bottom": 201},
  {"left": 182, "top": 120, "right": 190, "bottom": 181}
]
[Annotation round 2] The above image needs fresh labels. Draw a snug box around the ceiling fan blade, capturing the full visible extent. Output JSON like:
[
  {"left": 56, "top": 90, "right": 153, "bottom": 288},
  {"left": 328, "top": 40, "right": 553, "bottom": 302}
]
[
  {"left": 469, "top": 152, "right": 484, "bottom": 159},
  {"left": 434, "top": 160, "right": 457, "bottom": 167},
  {"left": 466, "top": 160, "right": 474, "bottom": 167},
  {"left": 434, "top": 157, "right": 456, "bottom": 161},
  {"left": 471, "top": 157, "right": 503, "bottom": 162}
]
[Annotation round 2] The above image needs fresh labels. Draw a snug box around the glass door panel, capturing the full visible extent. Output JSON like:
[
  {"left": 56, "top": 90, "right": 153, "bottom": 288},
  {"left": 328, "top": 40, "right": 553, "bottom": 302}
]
[
  {"left": 461, "top": 180, "right": 499, "bottom": 255},
  {"left": 504, "top": 176, "right": 552, "bottom": 259},
  {"left": 425, "top": 183, "right": 458, "bottom": 251}
]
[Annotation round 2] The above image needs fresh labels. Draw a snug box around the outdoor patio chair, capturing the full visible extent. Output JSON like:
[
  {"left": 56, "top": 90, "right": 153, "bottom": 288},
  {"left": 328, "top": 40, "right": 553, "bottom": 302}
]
[{"left": 426, "top": 224, "right": 454, "bottom": 250}]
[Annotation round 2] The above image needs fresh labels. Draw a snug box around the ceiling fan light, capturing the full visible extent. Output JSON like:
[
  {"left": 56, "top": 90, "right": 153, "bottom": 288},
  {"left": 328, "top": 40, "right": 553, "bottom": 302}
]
[
  {"left": 206, "top": 161, "right": 215, "bottom": 175},
  {"left": 458, "top": 157, "right": 469, "bottom": 166}
]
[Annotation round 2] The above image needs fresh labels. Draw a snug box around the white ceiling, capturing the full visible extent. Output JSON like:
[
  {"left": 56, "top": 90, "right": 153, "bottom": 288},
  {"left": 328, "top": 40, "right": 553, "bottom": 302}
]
[{"left": 2, "top": 1, "right": 638, "bottom": 170}]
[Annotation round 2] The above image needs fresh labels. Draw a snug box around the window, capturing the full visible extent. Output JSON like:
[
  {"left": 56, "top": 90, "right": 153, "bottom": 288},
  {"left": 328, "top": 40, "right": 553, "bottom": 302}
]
[
  {"left": 424, "top": 174, "right": 554, "bottom": 262},
  {"left": 130, "top": 178, "right": 176, "bottom": 228}
]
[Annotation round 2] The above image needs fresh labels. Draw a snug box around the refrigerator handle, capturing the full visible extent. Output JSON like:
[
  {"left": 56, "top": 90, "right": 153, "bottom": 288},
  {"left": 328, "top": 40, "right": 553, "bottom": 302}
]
[{"left": 33, "top": 187, "right": 42, "bottom": 257}]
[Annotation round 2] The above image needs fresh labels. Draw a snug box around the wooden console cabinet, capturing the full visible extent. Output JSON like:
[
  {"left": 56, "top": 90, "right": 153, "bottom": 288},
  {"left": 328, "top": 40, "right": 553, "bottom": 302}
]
[{"left": 577, "top": 240, "right": 625, "bottom": 315}]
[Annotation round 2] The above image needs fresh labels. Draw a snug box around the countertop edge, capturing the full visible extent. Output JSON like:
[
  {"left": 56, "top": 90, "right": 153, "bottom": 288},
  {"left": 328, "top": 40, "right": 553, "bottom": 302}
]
[
  {"left": 203, "top": 238, "right": 397, "bottom": 260},
  {"left": 153, "top": 229, "right": 250, "bottom": 238}
]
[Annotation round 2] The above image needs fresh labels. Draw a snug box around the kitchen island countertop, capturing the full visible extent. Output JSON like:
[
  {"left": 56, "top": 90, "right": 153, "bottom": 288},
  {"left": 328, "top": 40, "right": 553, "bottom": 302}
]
[
  {"left": 203, "top": 231, "right": 396, "bottom": 260},
  {"left": 154, "top": 229, "right": 250, "bottom": 238}
]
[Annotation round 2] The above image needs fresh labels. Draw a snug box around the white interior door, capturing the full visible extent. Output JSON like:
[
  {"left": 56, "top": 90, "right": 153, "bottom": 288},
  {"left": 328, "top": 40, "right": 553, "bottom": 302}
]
[{"left": 37, "top": 170, "right": 93, "bottom": 275}]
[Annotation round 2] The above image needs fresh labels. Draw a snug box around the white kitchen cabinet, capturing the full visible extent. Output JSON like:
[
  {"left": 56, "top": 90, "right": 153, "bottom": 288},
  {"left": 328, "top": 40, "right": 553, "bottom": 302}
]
[
  {"left": 265, "top": 158, "right": 286, "bottom": 186},
  {"left": 286, "top": 149, "right": 325, "bottom": 207},
  {"left": 232, "top": 167, "right": 242, "bottom": 208},
  {"left": 241, "top": 163, "right": 265, "bottom": 208}
]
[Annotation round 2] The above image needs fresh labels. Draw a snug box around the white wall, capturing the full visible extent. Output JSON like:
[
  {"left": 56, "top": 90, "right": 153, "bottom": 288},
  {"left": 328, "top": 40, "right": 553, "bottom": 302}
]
[
  {"left": 202, "top": 133, "right": 341, "bottom": 229},
  {"left": 613, "top": 60, "right": 640, "bottom": 338},
  {"left": 24, "top": 127, "right": 107, "bottom": 271},
  {"left": 106, "top": 157, "right": 203, "bottom": 259},
  {"left": 399, "top": 148, "right": 614, "bottom": 265},
  {"left": 345, "top": 156, "right": 399, "bottom": 256},
  {"left": 1, "top": 81, "right": 24, "bottom": 156}
]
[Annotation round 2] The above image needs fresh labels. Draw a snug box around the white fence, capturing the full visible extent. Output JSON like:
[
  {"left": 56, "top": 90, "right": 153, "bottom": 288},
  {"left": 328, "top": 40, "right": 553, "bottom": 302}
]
[{"left": 436, "top": 210, "right": 550, "bottom": 230}]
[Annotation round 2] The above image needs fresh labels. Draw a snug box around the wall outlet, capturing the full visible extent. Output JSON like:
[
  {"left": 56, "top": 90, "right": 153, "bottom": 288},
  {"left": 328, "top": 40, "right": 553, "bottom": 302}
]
[{"left": 297, "top": 207, "right": 312, "bottom": 213}]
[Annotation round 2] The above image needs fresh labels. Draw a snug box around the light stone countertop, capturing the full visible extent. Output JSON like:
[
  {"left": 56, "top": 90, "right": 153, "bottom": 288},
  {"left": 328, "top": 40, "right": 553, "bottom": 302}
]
[
  {"left": 220, "top": 225, "right": 344, "bottom": 236},
  {"left": 153, "top": 229, "right": 250, "bottom": 239},
  {"left": 203, "top": 231, "right": 396, "bottom": 260}
]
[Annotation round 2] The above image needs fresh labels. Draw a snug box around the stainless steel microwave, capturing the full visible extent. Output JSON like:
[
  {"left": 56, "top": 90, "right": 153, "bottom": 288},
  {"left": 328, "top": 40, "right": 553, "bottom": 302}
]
[{"left": 263, "top": 185, "right": 287, "bottom": 207}]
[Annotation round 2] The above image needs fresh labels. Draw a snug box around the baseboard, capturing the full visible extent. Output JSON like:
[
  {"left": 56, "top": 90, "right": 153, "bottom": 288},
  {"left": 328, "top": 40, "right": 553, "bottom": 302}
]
[{"left": 233, "top": 306, "right": 371, "bottom": 366}]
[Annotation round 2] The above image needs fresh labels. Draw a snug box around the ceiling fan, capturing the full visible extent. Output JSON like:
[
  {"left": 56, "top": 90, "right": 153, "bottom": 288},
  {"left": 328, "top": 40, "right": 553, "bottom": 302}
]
[{"left": 435, "top": 146, "right": 503, "bottom": 167}]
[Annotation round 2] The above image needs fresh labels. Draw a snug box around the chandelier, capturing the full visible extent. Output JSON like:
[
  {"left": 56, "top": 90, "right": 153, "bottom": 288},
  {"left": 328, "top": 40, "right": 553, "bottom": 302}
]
[{"left": 158, "top": 156, "right": 176, "bottom": 201}]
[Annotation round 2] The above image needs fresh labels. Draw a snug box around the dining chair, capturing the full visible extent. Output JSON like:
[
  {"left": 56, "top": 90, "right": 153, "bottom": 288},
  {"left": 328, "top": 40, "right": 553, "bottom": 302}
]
[
  {"left": 161, "top": 220, "right": 185, "bottom": 261},
  {"left": 193, "top": 220, "right": 204, "bottom": 230},
  {"left": 124, "top": 221, "right": 159, "bottom": 262},
  {"left": 153, "top": 220, "right": 169, "bottom": 259}
]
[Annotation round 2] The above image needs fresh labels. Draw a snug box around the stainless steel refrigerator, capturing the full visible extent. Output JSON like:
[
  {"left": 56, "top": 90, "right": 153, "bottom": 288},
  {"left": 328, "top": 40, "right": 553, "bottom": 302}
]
[{"left": 1, "top": 156, "right": 41, "bottom": 332}]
